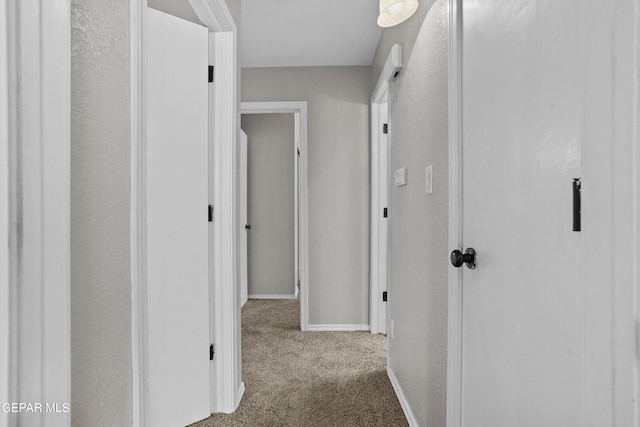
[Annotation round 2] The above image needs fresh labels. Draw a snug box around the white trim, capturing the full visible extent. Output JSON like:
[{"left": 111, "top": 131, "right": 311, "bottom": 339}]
[
  {"left": 240, "top": 101, "right": 310, "bottom": 332},
  {"left": 370, "top": 44, "right": 401, "bottom": 336},
  {"left": 132, "top": 0, "right": 241, "bottom": 419},
  {"left": 592, "top": 1, "right": 640, "bottom": 424},
  {"left": 235, "top": 381, "right": 245, "bottom": 406},
  {"left": 131, "top": 0, "right": 149, "bottom": 425},
  {"left": 387, "top": 367, "right": 418, "bottom": 427},
  {"left": 306, "top": 324, "right": 370, "bottom": 332},
  {"left": 190, "top": 0, "right": 235, "bottom": 32},
  {"left": 6, "top": 0, "right": 71, "bottom": 425},
  {"left": 634, "top": 1, "right": 640, "bottom": 417},
  {"left": 371, "top": 44, "right": 402, "bottom": 104},
  {"left": 248, "top": 294, "right": 297, "bottom": 300},
  {"left": 210, "top": 29, "right": 239, "bottom": 415},
  {"left": 0, "top": 1, "right": 10, "bottom": 423},
  {"left": 445, "top": 1, "right": 463, "bottom": 426}
]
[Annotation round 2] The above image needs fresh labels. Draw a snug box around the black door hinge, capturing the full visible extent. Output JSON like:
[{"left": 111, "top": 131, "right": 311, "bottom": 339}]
[
  {"left": 382, "top": 291, "right": 387, "bottom": 302},
  {"left": 383, "top": 207, "right": 388, "bottom": 218},
  {"left": 383, "top": 124, "right": 388, "bottom": 134},
  {"left": 208, "top": 66, "right": 214, "bottom": 83},
  {"left": 210, "top": 344, "right": 215, "bottom": 360},
  {"left": 208, "top": 204, "right": 213, "bottom": 222},
  {"left": 572, "top": 178, "right": 581, "bottom": 232}
]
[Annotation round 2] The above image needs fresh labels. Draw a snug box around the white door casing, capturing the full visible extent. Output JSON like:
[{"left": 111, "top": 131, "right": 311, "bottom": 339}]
[
  {"left": 146, "top": 8, "right": 210, "bottom": 426},
  {"left": 1, "top": 3, "right": 10, "bottom": 424},
  {"left": 370, "top": 44, "right": 401, "bottom": 335},
  {"left": 240, "top": 130, "right": 249, "bottom": 307},
  {"left": 4, "top": 0, "right": 71, "bottom": 426}
]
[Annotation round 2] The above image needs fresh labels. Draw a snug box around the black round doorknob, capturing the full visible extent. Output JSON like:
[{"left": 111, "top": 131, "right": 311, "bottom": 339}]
[
  {"left": 450, "top": 248, "right": 476, "bottom": 269},
  {"left": 451, "top": 250, "right": 464, "bottom": 268},
  {"left": 245, "top": 224, "right": 251, "bottom": 230}
]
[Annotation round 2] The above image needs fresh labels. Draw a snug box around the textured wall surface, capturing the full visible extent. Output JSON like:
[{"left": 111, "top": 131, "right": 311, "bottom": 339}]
[
  {"left": 370, "top": 0, "right": 436, "bottom": 91},
  {"left": 242, "top": 113, "right": 295, "bottom": 296},
  {"left": 242, "top": 67, "right": 371, "bottom": 326},
  {"left": 70, "top": 0, "right": 132, "bottom": 425},
  {"left": 379, "top": 1, "right": 449, "bottom": 425}
]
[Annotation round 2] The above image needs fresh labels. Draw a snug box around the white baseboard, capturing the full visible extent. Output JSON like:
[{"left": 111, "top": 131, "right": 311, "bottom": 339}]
[
  {"left": 387, "top": 367, "right": 418, "bottom": 427},
  {"left": 248, "top": 294, "right": 296, "bottom": 299},
  {"left": 235, "top": 381, "right": 245, "bottom": 411},
  {"left": 306, "top": 324, "right": 370, "bottom": 332}
]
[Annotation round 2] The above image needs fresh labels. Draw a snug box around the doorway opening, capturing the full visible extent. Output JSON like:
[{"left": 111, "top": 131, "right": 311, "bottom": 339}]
[
  {"left": 370, "top": 44, "right": 402, "bottom": 336},
  {"left": 240, "top": 102, "right": 309, "bottom": 330}
]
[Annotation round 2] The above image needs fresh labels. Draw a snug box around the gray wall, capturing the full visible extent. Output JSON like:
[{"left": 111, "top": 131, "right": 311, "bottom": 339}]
[
  {"left": 371, "top": 0, "right": 433, "bottom": 91},
  {"left": 70, "top": 0, "right": 132, "bottom": 425},
  {"left": 371, "top": 0, "right": 449, "bottom": 425},
  {"left": 242, "top": 114, "right": 295, "bottom": 296},
  {"left": 242, "top": 67, "right": 371, "bottom": 326}
]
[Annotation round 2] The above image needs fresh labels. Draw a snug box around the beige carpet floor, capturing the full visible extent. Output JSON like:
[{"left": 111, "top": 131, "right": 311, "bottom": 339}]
[{"left": 191, "top": 299, "right": 408, "bottom": 427}]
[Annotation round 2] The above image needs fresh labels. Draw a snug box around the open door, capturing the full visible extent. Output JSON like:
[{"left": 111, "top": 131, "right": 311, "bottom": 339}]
[
  {"left": 240, "top": 130, "right": 248, "bottom": 307},
  {"left": 147, "top": 8, "right": 210, "bottom": 426}
]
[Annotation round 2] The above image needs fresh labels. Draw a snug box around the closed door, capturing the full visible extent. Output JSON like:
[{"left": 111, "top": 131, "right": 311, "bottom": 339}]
[
  {"left": 459, "top": 1, "right": 590, "bottom": 425},
  {"left": 147, "top": 8, "right": 210, "bottom": 427}
]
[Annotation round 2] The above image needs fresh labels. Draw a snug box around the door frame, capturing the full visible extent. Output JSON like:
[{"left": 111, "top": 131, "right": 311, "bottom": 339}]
[
  {"left": 445, "top": 0, "right": 640, "bottom": 425},
  {"left": 240, "top": 101, "right": 309, "bottom": 330},
  {"left": 370, "top": 44, "right": 402, "bottom": 335},
  {"left": 1, "top": 3, "right": 8, "bottom": 420},
  {"left": 445, "top": 1, "right": 463, "bottom": 425},
  {"left": 4, "top": 0, "right": 71, "bottom": 425},
  {"left": 131, "top": 0, "right": 241, "bottom": 422}
]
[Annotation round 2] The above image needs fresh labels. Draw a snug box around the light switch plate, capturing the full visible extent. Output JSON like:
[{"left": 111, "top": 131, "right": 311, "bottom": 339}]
[
  {"left": 425, "top": 165, "right": 433, "bottom": 195},
  {"left": 394, "top": 167, "right": 407, "bottom": 187}
]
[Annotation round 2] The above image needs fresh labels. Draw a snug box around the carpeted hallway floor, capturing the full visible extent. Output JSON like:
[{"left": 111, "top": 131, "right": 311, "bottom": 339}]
[{"left": 191, "top": 299, "right": 408, "bottom": 427}]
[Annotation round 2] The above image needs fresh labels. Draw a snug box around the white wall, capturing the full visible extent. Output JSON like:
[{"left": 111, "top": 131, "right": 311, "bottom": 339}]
[
  {"left": 242, "top": 113, "right": 295, "bottom": 296},
  {"left": 242, "top": 67, "right": 371, "bottom": 326},
  {"left": 70, "top": 0, "right": 133, "bottom": 425},
  {"left": 371, "top": 1, "right": 449, "bottom": 425}
]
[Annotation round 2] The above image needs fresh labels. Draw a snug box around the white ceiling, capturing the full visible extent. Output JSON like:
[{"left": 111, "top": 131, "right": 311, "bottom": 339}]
[
  {"left": 148, "top": 0, "right": 384, "bottom": 68},
  {"left": 241, "top": 0, "right": 383, "bottom": 68}
]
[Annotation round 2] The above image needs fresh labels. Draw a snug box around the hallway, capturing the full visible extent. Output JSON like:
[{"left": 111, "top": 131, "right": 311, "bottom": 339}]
[{"left": 192, "top": 300, "right": 408, "bottom": 426}]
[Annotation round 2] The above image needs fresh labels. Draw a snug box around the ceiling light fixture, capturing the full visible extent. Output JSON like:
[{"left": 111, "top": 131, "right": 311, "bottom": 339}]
[{"left": 377, "top": 0, "right": 419, "bottom": 27}]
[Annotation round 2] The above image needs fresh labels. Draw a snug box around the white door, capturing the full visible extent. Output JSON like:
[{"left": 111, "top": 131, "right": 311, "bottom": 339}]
[
  {"left": 147, "top": 8, "right": 210, "bottom": 427},
  {"left": 240, "top": 130, "right": 249, "bottom": 307},
  {"left": 459, "top": 1, "right": 591, "bottom": 425}
]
